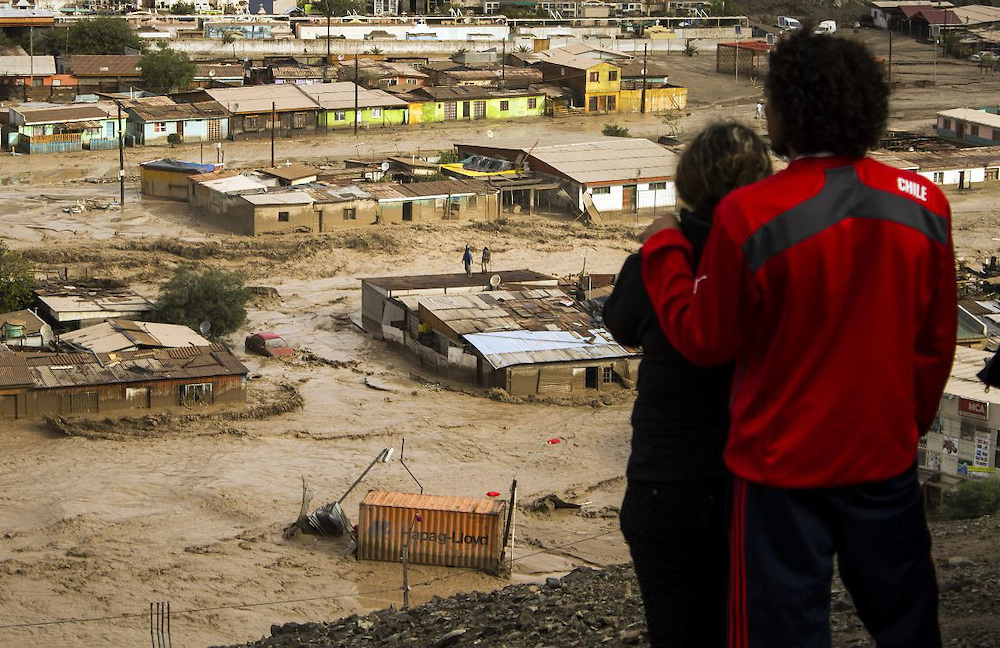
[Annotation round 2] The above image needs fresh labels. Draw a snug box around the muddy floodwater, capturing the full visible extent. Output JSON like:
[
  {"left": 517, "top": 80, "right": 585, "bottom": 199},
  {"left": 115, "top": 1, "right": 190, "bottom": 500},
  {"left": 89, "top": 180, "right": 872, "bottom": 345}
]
[{"left": 3, "top": 31, "right": 1000, "bottom": 647}]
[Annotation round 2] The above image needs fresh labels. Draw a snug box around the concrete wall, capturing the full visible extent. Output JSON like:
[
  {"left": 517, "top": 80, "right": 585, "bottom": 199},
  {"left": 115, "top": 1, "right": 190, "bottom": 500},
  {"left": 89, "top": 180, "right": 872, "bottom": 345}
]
[
  {"left": 141, "top": 168, "right": 194, "bottom": 200},
  {"left": 243, "top": 201, "right": 318, "bottom": 235},
  {"left": 318, "top": 199, "right": 380, "bottom": 229},
  {"left": 318, "top": 106, "right": 408, "bottom": 129},
  {"left": 415, "top": 95, "right": 545, "bottom": 123},
  {"left": 587, "top": 181, "right": 675, "bottom": 215},
  {"left": 917, "top": 167, "right": 990, "bottom": 187}
]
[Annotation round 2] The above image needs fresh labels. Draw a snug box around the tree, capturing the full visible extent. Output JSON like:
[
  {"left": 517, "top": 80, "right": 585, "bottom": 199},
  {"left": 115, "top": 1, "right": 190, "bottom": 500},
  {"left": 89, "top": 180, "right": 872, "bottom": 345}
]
[
  {"left": 153, "top": 266, "right": 250, "bottom": 339},
  {"left": 311, "top": 0, "right": 363, "bottom": 62},
  {"left": 140, "top": 48, "right": 196, "bottom": 94},
  {"left": 170, "top": 2, "right": 195, "bottom": 13},
  {"left": 65, "top": 17, "right": 142, "bottom": 55},
  {"left": 602, "top": 123, "right": 630, "bottom": 137},
  {"left": 0, "top": 241, "right": 33, "bottom": 314}
]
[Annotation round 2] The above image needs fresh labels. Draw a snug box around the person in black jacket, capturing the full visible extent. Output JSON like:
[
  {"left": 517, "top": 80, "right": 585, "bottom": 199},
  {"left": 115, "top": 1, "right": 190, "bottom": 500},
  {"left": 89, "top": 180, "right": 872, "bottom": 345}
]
[{"left": 604, "top": 122, "right": 772, "bottom": 648}]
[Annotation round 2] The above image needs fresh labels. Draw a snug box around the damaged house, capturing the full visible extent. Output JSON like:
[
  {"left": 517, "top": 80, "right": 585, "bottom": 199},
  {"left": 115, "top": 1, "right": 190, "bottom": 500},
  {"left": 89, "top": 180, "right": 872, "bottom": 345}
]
[
  {"left": 0, "top": 343, "right": 248, "bottom": 421},
  {"left": 361, "top": 271, "right": 638, "bottom": 396}
]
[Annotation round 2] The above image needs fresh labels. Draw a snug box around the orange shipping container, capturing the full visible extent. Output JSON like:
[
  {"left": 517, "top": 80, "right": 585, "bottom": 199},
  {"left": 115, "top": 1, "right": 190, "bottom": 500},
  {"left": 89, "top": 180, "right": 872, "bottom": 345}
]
[{"left": 357, "top": 490, "right": 506, "bottom": 573}]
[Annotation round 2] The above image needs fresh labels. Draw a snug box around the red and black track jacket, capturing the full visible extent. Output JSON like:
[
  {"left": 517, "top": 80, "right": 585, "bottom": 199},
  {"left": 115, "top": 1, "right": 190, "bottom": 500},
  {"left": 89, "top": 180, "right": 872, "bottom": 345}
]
[{"left": 642, "top": 156, "right": 956, "bottom": 488}]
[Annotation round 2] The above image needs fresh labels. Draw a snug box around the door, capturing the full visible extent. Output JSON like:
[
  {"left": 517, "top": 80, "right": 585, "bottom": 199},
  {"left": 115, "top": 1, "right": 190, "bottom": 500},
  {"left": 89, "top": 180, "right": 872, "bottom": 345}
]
[
  {"left": 177, "top": 121, "right": 184, "bottom": 139},
  {"left": 473, "top": 101, "right": 486, "bottom": 119},
  {"left": 444, "top": 102, "right": 457, "bottom": 121},
  {"left": 623, "top": 185, "right": 637, "bottom": 212},
  {"left": 402, "top": 202, "right": 413, "bottom": 221},
  {"left": 126, "top": 387, "right": 150, "bottom": 410},
  {"left": 957, "top": 122, "right": 965, "bottom": 140},
  {"left": 462, "top": 101, "right": 471, "bottom": 118},
  {"left": 208, "top": 119, "right": 222, "bottom": 140},
  {"left": 0, "top": 394, "right": 17, "bottom": 419},
  {"left": 598, "top": 95, "right": 607, "bottom": 112}
]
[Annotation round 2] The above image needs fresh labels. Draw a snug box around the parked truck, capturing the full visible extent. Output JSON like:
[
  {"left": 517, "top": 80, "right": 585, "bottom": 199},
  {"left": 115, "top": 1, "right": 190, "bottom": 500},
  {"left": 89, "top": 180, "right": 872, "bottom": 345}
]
[
  {"left": 778, "top": 16, "right": 801, "bottom": 31},
  {"left": 814, "top": 20, "right": 837, "bottom": 34}
]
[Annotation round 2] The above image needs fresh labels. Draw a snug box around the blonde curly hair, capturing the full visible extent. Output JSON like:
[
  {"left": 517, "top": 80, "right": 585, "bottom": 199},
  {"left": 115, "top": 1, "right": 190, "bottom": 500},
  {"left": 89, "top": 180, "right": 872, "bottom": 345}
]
[{"left": 675, "top": 121, "right": 772, "bottom": 215}]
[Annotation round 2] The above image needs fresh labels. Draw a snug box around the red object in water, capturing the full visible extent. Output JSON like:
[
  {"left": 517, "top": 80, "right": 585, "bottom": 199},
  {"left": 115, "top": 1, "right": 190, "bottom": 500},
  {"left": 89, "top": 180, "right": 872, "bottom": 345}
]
[
  {"left": 486, "top": 491, "right": 501, "bottom": 497},
  {"left": 547, "top": 438, "right": 561, "bottom": 445}
]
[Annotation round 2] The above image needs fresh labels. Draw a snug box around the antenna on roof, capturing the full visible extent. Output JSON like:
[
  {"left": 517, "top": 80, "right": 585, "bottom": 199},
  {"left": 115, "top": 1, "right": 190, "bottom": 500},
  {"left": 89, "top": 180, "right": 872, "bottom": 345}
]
[
  {"left": 199, "top": 321, "right": 211, "bottom": 336},
  {"left": 489, "top": 274, "right": 501, "bottom": 289}
]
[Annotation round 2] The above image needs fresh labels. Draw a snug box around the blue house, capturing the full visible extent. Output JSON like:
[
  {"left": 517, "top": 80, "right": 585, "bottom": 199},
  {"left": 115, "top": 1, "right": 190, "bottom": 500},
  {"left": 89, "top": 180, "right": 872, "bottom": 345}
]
[
  {"left": 936, "top": 108, "right": 1000, "bottom": 146},
  {"left": 123, "top": 96, "right": 229, "bottom": 146}
]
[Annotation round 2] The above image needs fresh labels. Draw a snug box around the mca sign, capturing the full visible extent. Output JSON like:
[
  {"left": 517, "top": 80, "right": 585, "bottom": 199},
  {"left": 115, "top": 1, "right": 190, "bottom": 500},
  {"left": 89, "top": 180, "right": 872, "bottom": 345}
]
[{"left": 958, "top": 397, "right": 989, "bottom": 420}]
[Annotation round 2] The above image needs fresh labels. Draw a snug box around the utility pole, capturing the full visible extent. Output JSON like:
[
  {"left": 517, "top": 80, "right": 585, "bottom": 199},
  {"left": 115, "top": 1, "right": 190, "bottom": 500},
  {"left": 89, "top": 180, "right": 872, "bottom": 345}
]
[
  {"left": 888, "top": 24, "right": 893, "bottom": 83},
  {"left": 270, "top": 101, "right": 276, "bottom": 167},
  {"left": 501, "top": 38, "right": 506, "bottom": 90},
  {"left": 353, "top": 54, "right": 359, "bottom": 136},
  {"left": 118, "top": 101, "right": 125, "bottom": 209},
  {"left": 640, "top": 43, "right": 648, "bottom": 114},
  {"left": 28, "top": 26, "right": 34, "bottom": 99}
]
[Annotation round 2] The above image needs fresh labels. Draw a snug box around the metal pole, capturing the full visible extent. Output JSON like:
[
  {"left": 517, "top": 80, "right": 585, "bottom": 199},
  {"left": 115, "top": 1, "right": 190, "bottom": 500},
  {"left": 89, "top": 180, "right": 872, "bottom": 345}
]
[
  {"left": 150, "top": 603, "right": 155, "bottom": 648},
  {"left": 640, "top": 43, "right": 648, "bottom": 114},
  {"left": 270, "top": 101, "right": 276, "bottom": 167},
  {"left": 353, "top": 54, "right": 359, "bottom": 136},
  {"left": 118, "top": 101, "right": 125, "bottom": 208},
  {"left": 501, "top": 38, "right": 506, "bottom": 90}
]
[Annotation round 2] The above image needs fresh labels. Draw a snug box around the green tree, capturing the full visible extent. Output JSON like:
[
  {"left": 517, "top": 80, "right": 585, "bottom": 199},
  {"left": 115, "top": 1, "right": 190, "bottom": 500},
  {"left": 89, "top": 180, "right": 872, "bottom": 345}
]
[
  {"left": 140, "top": 48, "right": 196, "bottom": 94},
  {"left": 170, "top": 2, "right": 195, "bottom": 13},
  {"left": 66, "top": 17, "right": 142, "bottom": 55},
  {"left": 311, "top": 0, "right": 363, "bottom": 62},
  {"left": 153, "top": 266, "right": 250, "bottom": 339},
  {"left": 602, "top": 123, "right": 630, "bottom": 137},
  {"left": 0, "top": 242, "right": 33, "bottom": 314}
]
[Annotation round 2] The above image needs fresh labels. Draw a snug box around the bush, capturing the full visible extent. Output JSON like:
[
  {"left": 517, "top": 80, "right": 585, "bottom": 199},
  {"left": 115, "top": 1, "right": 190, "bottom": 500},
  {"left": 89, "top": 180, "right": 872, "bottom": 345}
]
[
  {"left": 939, "top": 479, "right": 1000, "bottom": 520},
  {"left": 683, "top": 40, "right": 698, "bottom": 57},
  {"left": 602, "top": 124, "right": 630, "bottom": 138},
  {"left": 0, "top": 241, "right": 33, "bottom": 313},
  {"left": 153, "top": 266, "right": 250, "bottom": 339},
  {"left": 167, "top": 133, "right": 182, "bottom": 146}
]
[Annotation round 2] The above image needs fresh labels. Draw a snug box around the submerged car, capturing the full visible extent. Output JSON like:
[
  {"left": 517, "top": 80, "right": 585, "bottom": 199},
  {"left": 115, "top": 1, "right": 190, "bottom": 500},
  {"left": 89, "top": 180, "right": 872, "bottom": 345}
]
[{"left": 245, "top": 331, "right": 294, "bottom": 357}]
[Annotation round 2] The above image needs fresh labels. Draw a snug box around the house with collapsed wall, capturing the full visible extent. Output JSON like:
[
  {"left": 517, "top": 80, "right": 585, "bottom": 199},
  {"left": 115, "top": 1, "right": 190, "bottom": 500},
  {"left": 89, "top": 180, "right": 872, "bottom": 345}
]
[
  {"left": 360, "top": 271, "right": 639, "bottom": 396},
  {"left": 0, "top": 342, "right": 248, "bottom": 421}
]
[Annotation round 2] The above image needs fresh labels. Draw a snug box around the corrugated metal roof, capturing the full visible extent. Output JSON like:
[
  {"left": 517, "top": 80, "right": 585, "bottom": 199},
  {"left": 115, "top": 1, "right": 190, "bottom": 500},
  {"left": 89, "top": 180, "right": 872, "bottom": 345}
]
[
  {"left": 464, "top": 329, "right": 632, "bottom": 369},
  {"left": 197, "top": 174, "right": 269, "bottom": 193},
  {"left": 203, "top": 84, "right": 320, "bottom": 114},
  {"left": 0, "top": 309, "right": 46, "bottom": 335},
  {"left": 362, "top": 490, "right": 505, "bottom": 515},
  {"left": 938, "top": 108, "right": 1000, "bottom": 130},
  {"left": 35, "top": 285, "right": 153, "bottom": 320},
  {"left": 60, "top": 320, "right": 211, "bottom": 354},
  {"left": 63, "top": 55, "right": 142, "bottom": 77},
  {"left": 1, "top": 342, "right": 246, "bottom": 389},
  {"left": 945, "top": 345, "right": 1000, "bottom": 403},
  {"left": 362, "top": 270, "right": 556, "bottom": 293},
  {"left": 241, "top": 190, "right": 313, "bottom": 205},
  {"left": 297, "top": 82, "right": 409, "bottom": 110},
  {"left": 13, "top": 104, "right": 109, "bottom": 125},
  {"left": 260, "top": 164, "right": 318, "bottom": 181},
  {"left": 0, "top": 349, "right": 32, "bottom": 388},
  {"left": 0, "top": 55, "right": 55, "bottom": 77},
  {"left": 456, "top": 136, "right": 678, "bottom": 185},
  {"left": 365, "top": 179, "right": 494, "bottom": 201}
]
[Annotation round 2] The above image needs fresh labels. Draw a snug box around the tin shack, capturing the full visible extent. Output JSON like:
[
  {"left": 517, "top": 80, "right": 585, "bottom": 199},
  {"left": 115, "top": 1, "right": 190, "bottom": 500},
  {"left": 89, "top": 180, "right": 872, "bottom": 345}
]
[{"left": 357, "top": 490, "right": 506, "bottom": 573}]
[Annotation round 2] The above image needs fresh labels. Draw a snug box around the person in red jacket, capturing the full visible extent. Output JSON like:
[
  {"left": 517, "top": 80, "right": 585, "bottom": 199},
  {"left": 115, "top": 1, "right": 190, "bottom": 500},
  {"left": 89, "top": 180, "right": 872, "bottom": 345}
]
[{"left": 641, "top": 31, "right": 954, "bottom": 647}]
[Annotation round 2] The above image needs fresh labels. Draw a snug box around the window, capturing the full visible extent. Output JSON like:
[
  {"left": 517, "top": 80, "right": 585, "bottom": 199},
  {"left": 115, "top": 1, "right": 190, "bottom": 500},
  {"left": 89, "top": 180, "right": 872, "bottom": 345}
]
[
  {"left": 292, "top": 112, "right": 307, "bottom": 128},
  {"left": 971, "top": 125, "right": 980, "bottom": 137},
  {"left": 987, "top": 168, "right": 999, "bottom": 181},
  {"left": 527, "top": 97, "right": 537, "bottom": 109},
  {"left": 602, "top": 366, "right": 613, "bottom": 383},
  {"left": 334, "top": 110, "right": 346, "bottom": 121},
  {"left": 933, "top": 171, "right": 944, "bottom": 183},
  {"left": 942, "top": 118, "right": 952, "bottom": 130},
  {"left": 278, "top": 211, "right": 289, "bottom": 222},
  {"left": 406, "top": 78, "right": 418, "bottom": 84},
  {"left": 649, "top": 182, "right": 667, "bottom": 190},
  {"left": 153, "top": 122, "right": 167, "bottom": 133},
  {"left": 343, "top": 207, "right": 357, "bottom": 220},
  {"left": 51, "top": 79, "right": 61, "bottom": 86},
  {"left": 244, "top": 115, "right": 261, "bottom": 131},
  {"left": 589, "top": 96, "right": 598, "bottom": 111},
  {"left": 994, "top": 128, "right": 1000, "bottom": 142},
  {"left": 607, "top": 95, "right": 616, "bottom": 111},
  {"left": 608, "top": 71, "right": 618, "bottom": 81},
  {"left": 499, "top": 100, "right": 509, "bottom": 111},
  {"left": 371, "top": 108, "right": 383, "bottom": 119},
  {"left": 182, "top": 383, "right": 213, "bottom": 404},
  {"left": 592, "top": 186, "right": 611, "bottom": 194},
  {"left": 388, "top": 79, "right": 398, "bottom": 85},
  {"left": 589, "top": 71, "right": 599, "bottom": 82}
]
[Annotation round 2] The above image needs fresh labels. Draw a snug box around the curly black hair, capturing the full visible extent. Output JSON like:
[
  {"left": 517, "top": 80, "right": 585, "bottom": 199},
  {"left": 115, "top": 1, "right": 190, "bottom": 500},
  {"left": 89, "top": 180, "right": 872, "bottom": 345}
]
[
  {"left": 676, "top": 121, "right": 772, "bottom": 215},
  {"left": 765, "top": 31, "right": 888, "bottom": 159}
]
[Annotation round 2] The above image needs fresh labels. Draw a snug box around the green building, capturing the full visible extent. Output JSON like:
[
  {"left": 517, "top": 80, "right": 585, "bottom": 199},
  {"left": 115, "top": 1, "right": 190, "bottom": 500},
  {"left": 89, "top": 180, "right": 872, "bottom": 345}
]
[
  {"left": 298, "top": 82, "right": 410, "bottom": 131},
  {"left": 404, "top": 87, "right": 546, "bottom": 124}
]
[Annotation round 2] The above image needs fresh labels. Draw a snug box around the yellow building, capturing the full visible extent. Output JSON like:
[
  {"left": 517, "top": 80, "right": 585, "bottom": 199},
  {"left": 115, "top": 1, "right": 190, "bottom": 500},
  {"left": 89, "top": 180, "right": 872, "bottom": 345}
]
[{"left": 534, "top": 52, "right": 623, "bottom": 114}]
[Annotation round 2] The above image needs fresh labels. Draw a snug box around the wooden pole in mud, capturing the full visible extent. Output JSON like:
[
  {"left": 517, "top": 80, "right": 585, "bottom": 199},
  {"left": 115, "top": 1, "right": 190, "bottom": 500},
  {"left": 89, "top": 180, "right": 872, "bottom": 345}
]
[
  {"left": 118, "top": 101, "right": 125, "bottom": 210},
  {"left": 270, "top": 102, "right": 276, "bottom": 168}
]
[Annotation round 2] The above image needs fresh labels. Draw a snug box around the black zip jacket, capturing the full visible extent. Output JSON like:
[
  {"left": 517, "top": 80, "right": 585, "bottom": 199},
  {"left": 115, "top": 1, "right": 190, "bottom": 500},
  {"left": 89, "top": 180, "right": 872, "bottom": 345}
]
[{"left": 604, "top": 210, "right": 732, "bottom": 482}]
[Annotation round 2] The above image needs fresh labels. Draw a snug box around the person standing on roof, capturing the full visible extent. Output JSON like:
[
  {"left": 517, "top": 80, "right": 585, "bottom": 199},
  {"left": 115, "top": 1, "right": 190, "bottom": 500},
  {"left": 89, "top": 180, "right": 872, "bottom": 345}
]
[
  {"left": 481, "top": 246, "right": 491, "bottom": 273},
  {"left": 462, "top": 245, "right": 473, "bottom": 276},
  {"left": 641, "top": 30, "right": 953, "bottom": 648}
]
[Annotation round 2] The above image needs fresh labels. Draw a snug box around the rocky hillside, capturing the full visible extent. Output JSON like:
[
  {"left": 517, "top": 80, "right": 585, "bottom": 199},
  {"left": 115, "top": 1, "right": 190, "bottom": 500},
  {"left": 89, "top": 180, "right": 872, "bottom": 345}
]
[{"left": 216, "top": 517, "right": 1000, "bottom": 648}]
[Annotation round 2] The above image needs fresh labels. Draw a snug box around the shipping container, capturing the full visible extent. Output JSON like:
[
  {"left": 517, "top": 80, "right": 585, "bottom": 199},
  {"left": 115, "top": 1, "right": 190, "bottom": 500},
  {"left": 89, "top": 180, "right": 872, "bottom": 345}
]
[{"left": 358, "top": 490, "right": 506, "bottom": 573}]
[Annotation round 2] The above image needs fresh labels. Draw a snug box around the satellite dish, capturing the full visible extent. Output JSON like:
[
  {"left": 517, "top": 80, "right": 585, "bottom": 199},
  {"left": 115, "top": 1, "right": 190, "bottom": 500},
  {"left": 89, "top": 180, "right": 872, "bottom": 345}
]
[
  {"left": 199, "top": 321, "right": 211, "bottom": 336},
  {"left": 486, "top": 129, "right": 495, "bottom": 139},
  {"left": 208, "top": 69, "right": 216, "bottom": 76},
  {"left": 489, "top": 274, "right": 501, "bottom": 288},
  {"left": 337, "top": 54, "right": 344, "bottom": 61},
  {"left": 380, "top": 161, "right": 390, "bottom": 171}
]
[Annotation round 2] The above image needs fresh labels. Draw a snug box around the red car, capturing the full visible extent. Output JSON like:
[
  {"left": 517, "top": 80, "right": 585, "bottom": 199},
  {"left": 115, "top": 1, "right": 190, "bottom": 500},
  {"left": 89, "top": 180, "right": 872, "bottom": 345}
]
[{"left": 245, "top": 331, "right": 294, "bottom": 357}]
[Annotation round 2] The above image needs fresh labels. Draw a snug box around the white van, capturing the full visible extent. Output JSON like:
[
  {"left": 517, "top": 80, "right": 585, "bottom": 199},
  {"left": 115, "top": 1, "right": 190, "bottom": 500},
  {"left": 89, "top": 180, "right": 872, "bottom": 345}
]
[
  {"left": 778, "top": 16, "right": 801, "bottom": 31},
  {"left": 814, "top": 20, "right": 837, "bottom": 34}
]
